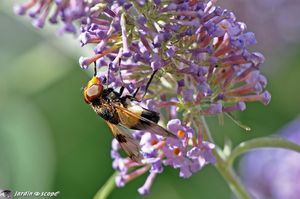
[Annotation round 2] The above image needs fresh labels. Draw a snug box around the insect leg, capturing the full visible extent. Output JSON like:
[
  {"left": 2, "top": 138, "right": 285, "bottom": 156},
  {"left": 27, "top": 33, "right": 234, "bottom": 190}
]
[
  {"left": 132, "top": 87, "right": 140, "bottom": 98},
  {"left": 140, "top": 69, "right": 158, "bottom": 100},
  {"left": 119, "top": 86, "right": 125, "bottom": 96},
  {"left": 93, "top": 62, "right": 97, "bottom": 76},
  {"left": 117, "top": 57, "right": 127, "bottom": 97},
  {"left": 107, "top": 62, "right": 111, "bottom": 89},
  {"left": 118, "top": 58, "right": 125, "bottom": 85}
]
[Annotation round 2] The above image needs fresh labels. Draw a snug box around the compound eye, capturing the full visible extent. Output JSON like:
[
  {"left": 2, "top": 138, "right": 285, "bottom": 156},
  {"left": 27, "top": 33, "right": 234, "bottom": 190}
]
[
  {"left": 83, "top": 78, "right": 103, "bottom": 103},
  {"left": 87, "top": 84, "right": 101, "bottom": 97}
]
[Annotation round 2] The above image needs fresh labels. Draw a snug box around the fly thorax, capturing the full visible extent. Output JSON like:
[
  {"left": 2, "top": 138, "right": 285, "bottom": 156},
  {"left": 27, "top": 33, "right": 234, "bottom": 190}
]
[{"left": 107, "top": 91, "right": 119, "bottom": 101}]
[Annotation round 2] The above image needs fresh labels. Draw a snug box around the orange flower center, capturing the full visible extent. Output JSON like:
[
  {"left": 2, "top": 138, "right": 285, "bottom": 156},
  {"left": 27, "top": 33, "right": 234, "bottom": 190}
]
[
  {"left": 151, "top": 139, "right": 158, "bottom": 145},
  {"left": 177, "top": 130, "right": 185, "bottom": 138},
  {"left": 173, "top": 147, "right": 181, "bottom": 156}
]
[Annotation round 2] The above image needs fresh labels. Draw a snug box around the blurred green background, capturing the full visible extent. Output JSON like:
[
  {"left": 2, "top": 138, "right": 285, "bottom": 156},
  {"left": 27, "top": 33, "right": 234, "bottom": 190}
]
[{"left": 0, "top": 1, "right": 300, "bottom": 199}]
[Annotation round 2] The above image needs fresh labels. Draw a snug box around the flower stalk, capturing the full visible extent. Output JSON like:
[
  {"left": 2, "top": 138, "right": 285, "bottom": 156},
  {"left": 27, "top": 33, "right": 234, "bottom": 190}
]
[
  {"left": 227, "top": 137, "right": 300, "bottom": 167},
  {"left": 93, "top": 172, "right": 117, "bottom": 199},
  {"left": 214, "top": 153, "right": 252, "bottom": 199},
  {"left": 200, "top": 116, "right": 253, "bottom": 199},
  {"left": 201, "top": 118, "right": 300, "bottom": 199}
]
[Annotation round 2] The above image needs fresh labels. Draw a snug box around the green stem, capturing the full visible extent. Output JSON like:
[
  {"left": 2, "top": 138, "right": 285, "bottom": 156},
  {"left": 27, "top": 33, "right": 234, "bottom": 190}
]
[
  {"left": 201, "top": 116, "right": 252, "bottom": 199},
  {"left": 228, "top": 137, "right": 300, "bottom": 167},
  {"left": 93, "top": 172, "right": 118, "bottom": 199}
]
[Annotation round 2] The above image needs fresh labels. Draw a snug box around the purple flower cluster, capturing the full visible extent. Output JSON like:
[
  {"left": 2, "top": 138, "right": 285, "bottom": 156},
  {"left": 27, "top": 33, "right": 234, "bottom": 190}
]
[
  {"left": 14, "top": 0, "right": 271, "bottom": 111},
  {"left": 75, "top": 1, "right": 270, "bottom": 115},
  {"left": 240, "top": 116, "right": 300, "bottom": 199},
  {"left": 77, "top": 0, "right": 271, "bottom": 113},
  {"left": 14, "top": 0, "right": 98, "bottom": 33},
  {"left": 112, "top": 118, "right": 215, "bottom": 195},
  {"left": 14, "top": 0, "right": 272, "bottom": 195}
]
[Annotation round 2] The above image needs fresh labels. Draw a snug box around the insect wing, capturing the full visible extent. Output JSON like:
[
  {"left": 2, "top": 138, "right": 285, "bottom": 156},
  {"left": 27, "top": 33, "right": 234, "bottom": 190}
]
[
  {"left": 106, "top": 122, "right": 143, "bottom": 162},
  {"left": 114, "top": 105, "right": 176, "bottom": 138}
]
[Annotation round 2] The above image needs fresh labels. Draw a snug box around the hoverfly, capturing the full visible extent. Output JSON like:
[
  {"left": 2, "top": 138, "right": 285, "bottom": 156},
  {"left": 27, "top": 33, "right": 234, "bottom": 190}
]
[{"left": 83, "top": 66, "right": 176, "bottom": 162}]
